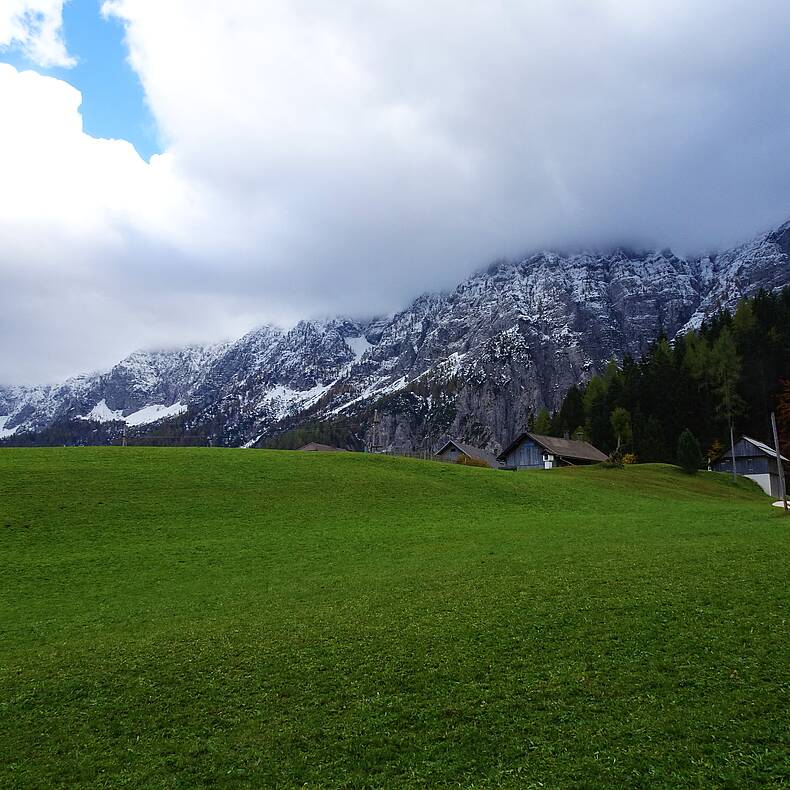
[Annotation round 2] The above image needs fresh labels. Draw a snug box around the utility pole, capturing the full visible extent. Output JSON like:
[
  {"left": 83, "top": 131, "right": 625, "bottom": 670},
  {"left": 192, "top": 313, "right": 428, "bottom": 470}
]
[
  {"left": 729, "top": 422, "right": 737, "bottom": 483},
  {"left": 770, "top": 412, "right": 788, "bottom": 514},
  {"left": 369, "top": 409, "right": 382, "bottom": 454}
]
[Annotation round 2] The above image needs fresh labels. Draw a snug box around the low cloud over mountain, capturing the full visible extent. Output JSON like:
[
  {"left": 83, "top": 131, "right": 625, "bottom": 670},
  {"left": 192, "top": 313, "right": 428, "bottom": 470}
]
[{"left": 2, "top": 1, "right": 790, "bottom": 383}]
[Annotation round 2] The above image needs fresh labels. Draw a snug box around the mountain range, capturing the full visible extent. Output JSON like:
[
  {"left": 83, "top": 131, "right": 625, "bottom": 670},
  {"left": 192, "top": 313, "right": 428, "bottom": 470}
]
[{"left": 3, "top": 218, "right": 790, "bottom": 451}]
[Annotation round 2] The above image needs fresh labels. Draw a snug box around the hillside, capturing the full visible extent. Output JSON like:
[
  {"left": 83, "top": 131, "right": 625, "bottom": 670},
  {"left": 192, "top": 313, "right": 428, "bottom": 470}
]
[
  {"left": 2, "top": 217, "right": 790, "bottom": 450},
  {"left": 1, "top": 448, "right": 787, "bottom": 787}
]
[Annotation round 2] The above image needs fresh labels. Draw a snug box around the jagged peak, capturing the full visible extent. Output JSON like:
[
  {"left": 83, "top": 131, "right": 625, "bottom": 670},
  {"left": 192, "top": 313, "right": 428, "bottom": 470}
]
[
  {"left": 764, "top": 215, "right": 790, "bottom": 255},
  {"left": 4, "top": 219, "right": 789, "bottom": 447}
]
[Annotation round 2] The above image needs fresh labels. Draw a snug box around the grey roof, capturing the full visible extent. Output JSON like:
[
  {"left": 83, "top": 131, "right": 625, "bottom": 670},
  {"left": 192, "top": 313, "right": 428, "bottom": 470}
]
[
  {"left": 435, "top": 439, "right": 500, "bottom": 468},
  {"left": 723, "top": 435, "right": 789, "bottom": 463},
  {"left": 497, "top": 432, "right": 607, "bottom": 463}
]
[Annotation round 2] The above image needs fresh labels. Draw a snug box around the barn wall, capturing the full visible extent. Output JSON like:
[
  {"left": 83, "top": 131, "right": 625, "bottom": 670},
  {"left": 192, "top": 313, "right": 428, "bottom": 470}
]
[
  {"left": 714, "top": 456, "right": 774, "bottom": 475},
  {"left": 504, "top": 438, "right": 545, "bottom": 469}
]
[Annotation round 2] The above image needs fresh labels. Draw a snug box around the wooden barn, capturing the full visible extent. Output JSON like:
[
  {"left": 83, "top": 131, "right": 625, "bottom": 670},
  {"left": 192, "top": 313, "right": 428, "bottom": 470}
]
[
  {"left": 711, "top": 435, "right": 788, "bottom": 497},
  {"left": 434, "top": 439, "right": 500, "bottom": 469},
  {"left": 497, "top": 432, "right": 606, "bottom": 470}
]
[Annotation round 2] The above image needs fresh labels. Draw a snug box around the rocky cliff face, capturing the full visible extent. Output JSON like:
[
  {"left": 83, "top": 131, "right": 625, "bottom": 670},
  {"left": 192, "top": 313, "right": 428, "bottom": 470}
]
[
  {"left": 0, "top": 346, "right": 222, "bottom": 437},
  {"left": 3, "top": 219, "right": 790, "bottom": 449}
]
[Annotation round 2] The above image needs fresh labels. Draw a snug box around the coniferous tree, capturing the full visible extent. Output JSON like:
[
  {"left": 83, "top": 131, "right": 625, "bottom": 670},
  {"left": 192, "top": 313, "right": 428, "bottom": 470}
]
[
  {"left": 711, "top": 327, "right": 744, "bottom": 480},
  {"left": 551, "top": 288, "right": 790, "bottom": 466},
  {"left": 677, "top": 429, "right": 704, "bottom": 474},
  {"left": 584, "top": 375, "right": 613, "bottom": 451},
  {"left": 778, "top": 380, "right": 790, "bottom": 447},
  {"left": 554, "top": 385, "right": 585, "bottom": 438},
  {"left": 533, "top": 408, "right": 552, "bottom": 435}
]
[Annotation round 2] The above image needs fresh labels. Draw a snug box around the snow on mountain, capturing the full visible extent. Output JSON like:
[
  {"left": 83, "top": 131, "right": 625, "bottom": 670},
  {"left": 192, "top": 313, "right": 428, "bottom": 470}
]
[
  {"left": 125, "top": 403, "right": 189, "bottom": 425},
  {"left": 76, "top": 399, "right": 189, "bottom": 426},
  {"left": 2, "top": 218, "right": 789, "bottom": 449},
  {"left": 0, "top": 415, "right": 17, "bottom": 439},
  {"left": 1, "top": 344, "right": 223, "bottom": 437},
  {"left": 80, "top": 399, "right": 123, "bottom": 422},
  {"left": 346, "top": 335, "right": 372, "bottom": 363},
  {"left": 681, "top": 218, "right": 790, "bottom": 331}
]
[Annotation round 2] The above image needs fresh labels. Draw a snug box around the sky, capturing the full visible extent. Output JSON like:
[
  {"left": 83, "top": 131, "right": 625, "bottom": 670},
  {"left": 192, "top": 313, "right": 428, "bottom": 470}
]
[{"left": 1, "top": 0, "right": 790, "bottom": 385}]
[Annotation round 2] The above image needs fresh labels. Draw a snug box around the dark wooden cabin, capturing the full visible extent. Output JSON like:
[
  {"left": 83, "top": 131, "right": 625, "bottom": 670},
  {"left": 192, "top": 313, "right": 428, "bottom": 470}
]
[
  {"left": 434, "top": 439, "right": 500, "bottom": 469},
  {"left": 711, "top": 435, "right": 788, "bottom": 497},
  {"left": 497, "top": 432, "right": 606, "bottom": 470}
]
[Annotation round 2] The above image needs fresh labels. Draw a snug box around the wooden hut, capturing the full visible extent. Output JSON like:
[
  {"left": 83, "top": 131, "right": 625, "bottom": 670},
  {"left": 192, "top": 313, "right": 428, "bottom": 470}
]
[
  {"left": 711, "top": 435, "right": 788, "bottom": 497},
  {"left": 296, "top": 442, "right": 347, "bottom": 452},
  {"left": 497, "top": 432, "right": 606, "bottom": 470},
  {"left": 434, "top": 439, "right": 500, "bottom": 469}
]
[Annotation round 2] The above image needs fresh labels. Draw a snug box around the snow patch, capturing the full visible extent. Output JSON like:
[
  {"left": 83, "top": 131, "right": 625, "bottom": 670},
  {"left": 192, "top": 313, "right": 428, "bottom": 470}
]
[
  {"left": 81, "top": 399, "right": 124, "bottom": 422},
  {"left": 263, "top": 382, "right": 333, "bottom": 420},
  {"left": 0, "top": 415, "right": 18, "bottom": 439},
  {"left": 346, "top": 335, "right": 372, "bottom": 362},
  {"left": 125, "top": 403, "right": 187, "bottom": 426},
  {"left": 78, "top": 400, "right": 187, "bottom": 425},
  {"left": 329, "top": 375, "right": 409, "bottom": 415},
  {"left": 444, "top": 352, "right": 466, "bottom": 376}
]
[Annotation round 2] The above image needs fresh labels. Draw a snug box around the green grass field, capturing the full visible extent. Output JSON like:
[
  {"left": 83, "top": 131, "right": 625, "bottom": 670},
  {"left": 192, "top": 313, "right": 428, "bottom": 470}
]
[{"left": 1, "top": 448, "right": 788, "bottom": 788}]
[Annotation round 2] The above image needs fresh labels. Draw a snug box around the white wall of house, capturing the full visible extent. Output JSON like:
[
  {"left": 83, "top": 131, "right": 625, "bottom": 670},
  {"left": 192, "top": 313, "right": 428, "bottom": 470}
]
[{"left": 744, "top": 473, "right": 778, "bottom": 497}]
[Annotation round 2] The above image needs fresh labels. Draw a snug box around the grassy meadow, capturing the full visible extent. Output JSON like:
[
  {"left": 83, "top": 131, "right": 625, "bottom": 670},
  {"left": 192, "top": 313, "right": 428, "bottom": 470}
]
[{"left": 0, "top": 448, "right": 788, "bottom": 788}]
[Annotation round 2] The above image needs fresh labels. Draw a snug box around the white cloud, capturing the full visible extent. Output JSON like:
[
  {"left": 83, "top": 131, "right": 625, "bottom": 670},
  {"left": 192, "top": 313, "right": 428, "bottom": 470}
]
[
  {"left": 0, "top": 0, "right": 74, "bottom": 67},
  {"left": 2, "top": 0, "right": 790, "bottom": 383},
  {"left": 0, "top": 63, "right": 236, "bottom": 382}
]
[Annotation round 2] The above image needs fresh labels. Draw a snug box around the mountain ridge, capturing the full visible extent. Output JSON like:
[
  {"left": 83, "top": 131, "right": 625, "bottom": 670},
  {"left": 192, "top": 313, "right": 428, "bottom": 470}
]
[{"left": 3, "top": 218, "right": 790, "bottom": 449}]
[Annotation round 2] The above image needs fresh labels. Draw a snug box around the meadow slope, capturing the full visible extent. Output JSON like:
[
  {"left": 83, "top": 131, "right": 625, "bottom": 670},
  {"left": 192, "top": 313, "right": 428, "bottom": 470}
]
[{"left": 0, "top": 448, "right": 788, "bottom": 788}]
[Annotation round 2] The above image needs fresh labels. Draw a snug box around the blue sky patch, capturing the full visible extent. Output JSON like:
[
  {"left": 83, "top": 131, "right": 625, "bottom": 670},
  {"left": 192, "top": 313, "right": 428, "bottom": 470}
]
[{"left": 1, "top": 0, "right": 160, "bottom": 160}]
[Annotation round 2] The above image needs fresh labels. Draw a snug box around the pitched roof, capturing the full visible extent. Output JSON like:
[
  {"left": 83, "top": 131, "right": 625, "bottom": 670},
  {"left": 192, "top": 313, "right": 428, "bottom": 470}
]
[
  {"left": 296, "top": 442, "right": 347, "bottom": 452},
  {"left": 435, "top": 439, "right": 500, "bottom": 468},
  {"left": 724, "top": 435, "right": 789, "bottom": 463},
  {"left": 497, "top": 432, "right": 607, "bottom": 463}
]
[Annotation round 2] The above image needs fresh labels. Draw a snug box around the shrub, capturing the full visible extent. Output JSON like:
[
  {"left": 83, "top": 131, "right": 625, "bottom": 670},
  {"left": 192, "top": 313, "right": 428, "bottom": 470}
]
[
  {"left": 622, "top": 453, "right": 638, "bottom": 465},
  {"left": 707, "top": 439, "right": 725, "bottom": 464},
  {"left": 677, "top": 429, "right": 704, "bottom": 474}
]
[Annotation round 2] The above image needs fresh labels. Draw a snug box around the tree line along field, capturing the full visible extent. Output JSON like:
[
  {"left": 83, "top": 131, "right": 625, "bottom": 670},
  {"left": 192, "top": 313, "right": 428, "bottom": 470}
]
[
  {"left": 0, "top": 448, "right": 788, "bottom": 788},
  {"left": 541, "top": 287, "right": 790, "bottom": 462}
]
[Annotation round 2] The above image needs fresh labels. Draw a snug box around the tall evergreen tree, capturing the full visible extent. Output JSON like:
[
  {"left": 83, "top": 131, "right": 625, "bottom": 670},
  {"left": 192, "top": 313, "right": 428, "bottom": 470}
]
[
  {"left": 778, "top": 380, "right": 790, "bottom": 447},
  {"left": 554, "top": 385, "right": 585, "bottom": 438},
  {"left": 584, "top": 375, "right": 614, "bottom": 451},
  {"left": 677, "top": 429, "right": 704, "bottom": 474},
  {"left": 549, "top": 288, "right": 790, "bottom": 466},
  {"left": 711, "top": 327, "right": 744, "bottom": 481},
  {"left": 533, "top": 408, "right": 552, "bottom": 435}
]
